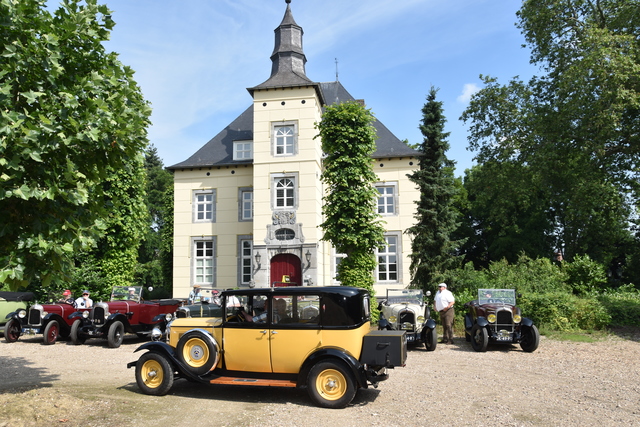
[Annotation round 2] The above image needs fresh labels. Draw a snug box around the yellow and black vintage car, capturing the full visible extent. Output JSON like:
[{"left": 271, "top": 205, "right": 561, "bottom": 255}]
[{"left": 128, "top": 286, "right": 407, "bottom": 408}]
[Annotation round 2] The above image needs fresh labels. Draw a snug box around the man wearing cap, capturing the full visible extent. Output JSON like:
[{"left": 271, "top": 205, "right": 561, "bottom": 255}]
[
  {"left": 58, "top": 289, "right": 74, "bottom": 305},
  {"left": 434, "top": 283, "right": 455, "bottom": 344},
  {"left": 188, "top": 285, "right": 203, "bottom": 304},
  {"left": 75, "top": 290, "right": 93, "bottom": 308}
]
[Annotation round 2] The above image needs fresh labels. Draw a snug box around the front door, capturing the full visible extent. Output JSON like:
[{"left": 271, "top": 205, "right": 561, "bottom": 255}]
[{"left": 270, "top": 253, "right": 301, "bottom": 287}]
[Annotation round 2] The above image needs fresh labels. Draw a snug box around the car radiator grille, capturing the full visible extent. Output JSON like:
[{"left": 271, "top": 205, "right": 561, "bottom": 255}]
[
  {"left": 496, "top": 309, "right": 514, "bottom": 331},
  {"left": 92, "top": 306, "right": 105, "bottom": 325},
  {"left": 399, "top": 311, "right": 415, "bottom": 331},
  {"left": 28, "top": 308, "right": 42, "bottom": 326}
]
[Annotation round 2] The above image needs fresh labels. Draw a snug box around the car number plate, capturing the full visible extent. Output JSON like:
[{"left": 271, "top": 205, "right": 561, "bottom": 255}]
[
  {"left": 406, "top": 334, "right": 415, "bottom": 342},
  {"left": 496, "top": 336, "right": 511, "bottom": 341}
]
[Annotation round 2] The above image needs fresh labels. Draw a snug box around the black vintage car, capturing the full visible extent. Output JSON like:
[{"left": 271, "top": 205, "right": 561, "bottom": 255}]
[
  {"left": 464, "top": 288, "right": 540, "bottom": 352},
  {"left": 128, "top": 286, "right": 407, "bottom": 409},
  {"left": 176, "top": 288, "right": 222, "bottom": 318}
]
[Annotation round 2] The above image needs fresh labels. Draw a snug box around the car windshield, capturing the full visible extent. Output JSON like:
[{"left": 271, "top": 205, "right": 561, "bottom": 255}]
[
  {"left": 110, "top": 286, "right": 142, "bottom": 301},
  {"left": 478, "top": 289, "right": 516, "bottom": 305},
  {"left": 386, "top": 289, "right": 423, "bottom": 305}
]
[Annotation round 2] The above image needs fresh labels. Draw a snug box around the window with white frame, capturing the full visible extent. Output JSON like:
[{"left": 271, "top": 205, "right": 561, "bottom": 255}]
[
  {"left": 376, "top": 183, "right": 397, "bottom": 215},
  {"left": 233, "top": 140, "right": 253, "bottom": 160},
  {"left": 274, "top": 124, "right": 295, "bottom": 156},
  {"left": 332, "top": 251, "right": 347, "bottom": 283},
  {"left": 239, "top": 238, "right": 253, "bottom": 285},
  {"left": 239, "top": 189, "right": 253, "bottom": 221},
  {"left": 376, "top": 234, "right": 399, "bottom": 282},
  {"left": 274, "top": 177, "right": 295, "bottom": 208},
  {"left": 193, "top": 190, "right": 215, "bottom": 222},
  {"left": 193, "top": 238, "right": 215, "bottom": 285}
]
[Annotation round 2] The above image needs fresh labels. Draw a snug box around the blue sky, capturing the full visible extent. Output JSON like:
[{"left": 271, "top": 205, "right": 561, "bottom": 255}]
[{"left": 94, "top": 0, "right": 538, "bottom": 175}]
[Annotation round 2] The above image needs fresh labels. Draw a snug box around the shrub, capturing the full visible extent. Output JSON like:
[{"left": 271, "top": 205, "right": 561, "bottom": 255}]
[
  {"left": 563, "top": 254, "right": 608, "bottom": 295},
  {"left": 598, "top": 285, "right": 640, "bottom": 327},
  {"left": 517, "top": 292, "right": 611, "bottom": 331}
]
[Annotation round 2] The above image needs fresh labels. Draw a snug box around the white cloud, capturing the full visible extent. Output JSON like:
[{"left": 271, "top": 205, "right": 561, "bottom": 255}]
[{"left": 457, "top": 83, "right": 481, "bottom": 103}]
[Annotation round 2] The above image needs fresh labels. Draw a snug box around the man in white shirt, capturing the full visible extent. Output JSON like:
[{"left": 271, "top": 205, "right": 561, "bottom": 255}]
[
  {"left": 75, "top": 290, "right": 93, "bottom": 309},
  {"left": 434, "top": 283, "right": 455, "bottom": 344}
]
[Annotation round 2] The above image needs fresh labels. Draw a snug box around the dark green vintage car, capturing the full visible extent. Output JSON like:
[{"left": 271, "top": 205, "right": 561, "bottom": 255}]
[
  {"left": 176, "top": 300, "right": 223, "bottom": 318},
  {"left": 1, "top": 292, "right": 34, "bottom": 330}
]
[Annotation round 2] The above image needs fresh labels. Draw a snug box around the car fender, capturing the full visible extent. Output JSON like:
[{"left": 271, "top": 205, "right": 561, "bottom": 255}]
[
  {"left": 130, "top": 341, "right": 207, "bottom": 383},
  {"left": 521, "top": 317, "right": 534, "bottom": 328},
  {"left": 475, "top": 317, "right": 489, "bottom": 328},
  {"left": 424, "top": 318, "right": 436, "bottom": 329},
  {"left": 104, "top": 313, "right": 132, "bottom": 332},
  {"left": 43, "top": 313, "right": 71, "bottom": 334},
  {"left": 151, "top": 313, "right": 171, "bottom": 324},
  {"left": 463, "top": 313, "right": 474, "bottom": 331},
  {"left": 378, "top": 317, "right": 391, "bottom": 330},
  {"left": 297, "top": 347, "right": 367, "bottom": 389}
]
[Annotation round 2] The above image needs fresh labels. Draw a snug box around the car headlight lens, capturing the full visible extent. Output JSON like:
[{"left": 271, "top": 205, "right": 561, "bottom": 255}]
[
  {"left": 151, "top": 326, "right": 162, "bottom": 340},
  {"left": 41, "top": 311, "right": 48, "bottom": 319},
  {"left": 487, "top": 314, "right": 496, "bottom": 323},
  {"left": 82, "top": 311, "right": 89, "bottom": 319},
  {"left": 18, "top": 309, "right": 26, "bottom": 319},
  {"left": 105, "top": 312, "right": 110, "bottom": 320},
  {"left": 389, "top": 316, "right": 397, "bottom": 323},
  {"left": 514, "top": 314, "right": 522, "bottom": 323},
  {"left": 165, "top": 313, "right": 172, "bottom": 322},
  {"left": 417, "top": 315, "right": 425, "bottom": 322}
]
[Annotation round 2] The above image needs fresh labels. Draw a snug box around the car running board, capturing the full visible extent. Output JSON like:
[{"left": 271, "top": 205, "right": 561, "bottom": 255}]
[{"left": 208, "top": 377, "right": 297, "bottom": 387}]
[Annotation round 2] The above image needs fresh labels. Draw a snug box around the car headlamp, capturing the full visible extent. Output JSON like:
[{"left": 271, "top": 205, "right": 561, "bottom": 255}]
[
  {"left": 513, "top": 314, "right": 522, "bottom": 323},
  {"left": 165, "top": 313, "right": 172, "bottom": 322},
  {"left": 82, "top": 311, "right": 89, "bottom": 319},
  {"left": 389, "top": 316, "right": 397, "bottom": 323},
  {"left": 417, "top": 315, "right": 425, "bottom": 322},
  {"left": 487, "top": 314, "right": 496, "bottom": 323},
  {"left": 18, "top": 309, "right": 26, "bottom": 319},
  {"left": 151, "top": 326, "right": 162, "bottom": 340},
  {"left": 41, "top": 311, "right": 48, "bottom": 319}
]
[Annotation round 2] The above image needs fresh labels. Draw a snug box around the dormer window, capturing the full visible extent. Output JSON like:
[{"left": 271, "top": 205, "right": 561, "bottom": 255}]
[{"left": 233, "top": 140, "right": 253, "bottom": 160}]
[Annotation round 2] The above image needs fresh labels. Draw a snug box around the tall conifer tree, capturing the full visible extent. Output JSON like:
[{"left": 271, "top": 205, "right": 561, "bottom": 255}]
[{"left": 407, "top": 87, "right": 461, "bottom": 291}]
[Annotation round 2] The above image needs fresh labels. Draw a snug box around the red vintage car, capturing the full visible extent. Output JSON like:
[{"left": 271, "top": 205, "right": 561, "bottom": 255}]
[
  {"left": 69, "top": 286, "right": 181, "bottom": 348},
  {"left": 4, "top": 299, "right": 90, "bottom": 345}
]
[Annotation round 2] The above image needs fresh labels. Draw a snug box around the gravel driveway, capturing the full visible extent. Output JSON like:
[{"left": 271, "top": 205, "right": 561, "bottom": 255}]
[{"left": 1, "top": 331, "right": 639, "bottom": 426}]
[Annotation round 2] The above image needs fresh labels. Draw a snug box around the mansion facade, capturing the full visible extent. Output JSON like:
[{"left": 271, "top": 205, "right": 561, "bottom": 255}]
[{"left": 168, "top": 1, "right": 421, "bottom": 298}]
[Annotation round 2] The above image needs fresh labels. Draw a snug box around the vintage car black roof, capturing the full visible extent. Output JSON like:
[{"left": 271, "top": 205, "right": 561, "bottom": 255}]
[
  {"left": 0, "top": 291, "right": 35, "bottom": 302},
  {"left": 222, "top": 286, "right": 368, "bottom": 298}
]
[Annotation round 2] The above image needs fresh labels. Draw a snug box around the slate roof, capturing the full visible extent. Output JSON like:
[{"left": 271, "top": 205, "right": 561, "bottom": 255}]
[
  {"left": 167, "top": 81, "right": 419, "bottom": 170},
  {"left": 167, "top": 1, "right": 419, "bottom": 170}
]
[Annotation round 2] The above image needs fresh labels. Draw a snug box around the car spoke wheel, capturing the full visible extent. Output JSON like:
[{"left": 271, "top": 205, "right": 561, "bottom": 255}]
[
  {"left": 176, "top": 330, "right": 219, "bottom": 375},
  {"left": 43, "top": 320, "right": 59, "bottom": 345},
  {"left": 520, "top": 324, "right": 540, "bottom": 352},
  {"left": 107, "top": 320, "right": 125, "bottom": 348},
  {"left": 307, "top": 360, "right": 356, "bottom": 409},
  {"left": 4, "top": 319, "right": 21, "bottom": 343},
  {"left": 471, "top": 324, "right": 488, "bottom": 352},
  {"left": 70, "top": 319, "right": 86, "bottom": 345},
  {"left": 135, "top": 351, "right": 174, "bottom": 396},
  {"left": 423, "top": 327, "right": 437, "bottom": 351}
]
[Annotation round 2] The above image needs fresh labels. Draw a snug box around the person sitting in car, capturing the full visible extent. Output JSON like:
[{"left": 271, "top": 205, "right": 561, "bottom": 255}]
[{"left": 58, "top": 289, "right": 74, "bottom": 305}]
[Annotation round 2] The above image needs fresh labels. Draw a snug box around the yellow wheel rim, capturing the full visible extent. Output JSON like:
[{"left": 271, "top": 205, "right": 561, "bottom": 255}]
[
  {"left": 141, "top": 359, "right": 164, "bottom": 389},
  {"left": 316, "top": 368, "right": 346, "bottom": 401},
  {"left": 183, "top": 338, "right": 210, "bottom": 368}
]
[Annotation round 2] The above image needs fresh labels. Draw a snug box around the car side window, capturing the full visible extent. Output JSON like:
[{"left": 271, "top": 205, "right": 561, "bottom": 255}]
[{"left": 272, "top": 295, "right": 320, "bottom": 326}]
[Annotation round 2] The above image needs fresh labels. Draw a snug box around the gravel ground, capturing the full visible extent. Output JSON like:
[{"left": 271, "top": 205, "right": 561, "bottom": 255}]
[{"left": 1, "top": 330, "right": 639, "bottom": 427}]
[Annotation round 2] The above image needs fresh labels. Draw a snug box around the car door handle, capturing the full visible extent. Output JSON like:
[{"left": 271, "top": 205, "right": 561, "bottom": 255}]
[
  {"left": 260, "top": 330, "right": 268, "bottom": 334},
  {"left": 270, "top": 330, "right": 278, "bottom": 334}
]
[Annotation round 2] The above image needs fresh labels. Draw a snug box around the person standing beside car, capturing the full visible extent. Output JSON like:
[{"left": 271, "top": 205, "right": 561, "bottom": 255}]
[
  {"left": 434, "top": 283, "right": 455, "bottom": 344},
  {"left": 75, "top": 290, "right": 93, "bottom": 308}
]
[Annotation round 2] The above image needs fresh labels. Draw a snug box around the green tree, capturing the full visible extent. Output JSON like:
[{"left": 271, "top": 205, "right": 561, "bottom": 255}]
[
  {"left": 316, "top": 101, "right": 385, "bottom": 303},
  {"left": 0, "top": 0, "right": 151, "bottom": 290},
  {"left": 461, "top": 0, "right": 639, "bottom": 272},
  {"left": 136, "top": 145, "right": 173, "bottom": 297},
  {"left": 406, "top": 87, "right": 461, "bottom": 291}
]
